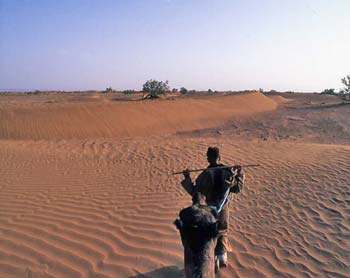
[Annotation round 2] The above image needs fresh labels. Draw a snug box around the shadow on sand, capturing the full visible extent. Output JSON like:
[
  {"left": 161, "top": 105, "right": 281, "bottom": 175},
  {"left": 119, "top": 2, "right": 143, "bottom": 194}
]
[{"left": 128, "top": 266, "right": 184, "bottom": 278}]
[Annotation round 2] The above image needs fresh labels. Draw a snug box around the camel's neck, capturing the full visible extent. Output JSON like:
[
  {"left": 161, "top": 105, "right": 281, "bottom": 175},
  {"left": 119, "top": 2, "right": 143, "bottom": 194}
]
[{"left": 184, "top": 239, "right": 217, "bottom": 278}]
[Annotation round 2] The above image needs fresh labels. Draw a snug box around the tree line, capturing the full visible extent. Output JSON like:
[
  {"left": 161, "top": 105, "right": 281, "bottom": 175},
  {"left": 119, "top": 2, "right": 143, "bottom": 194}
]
[{"left": 103, "top": 74, "right": 350, "bottom": 101}]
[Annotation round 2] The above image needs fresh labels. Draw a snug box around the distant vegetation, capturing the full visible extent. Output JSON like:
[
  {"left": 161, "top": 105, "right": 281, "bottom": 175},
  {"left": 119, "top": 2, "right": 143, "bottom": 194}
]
[
  {"left": 180, "top": 87, "right": 188, "bottom": 94},
  {"left": 320, "top": 88, "right": 346, "bottom": 99},
  {"left": 105, "top": 87, "right": 113, "bottom": 93},
  {"left": 123, "top": 89, "right": 135, "bottom": 94},
  {"left": 341, "top": 75, "right": 350, "bottom": 100},
  {"left": 320, "top": 76, "right": 350, "bottom": 100},
  {"left": 321, "top": 88, "right": 336, "bottom": 95},
  {"left": 142, "top": 79, "right": 170, "bottom": 99}
]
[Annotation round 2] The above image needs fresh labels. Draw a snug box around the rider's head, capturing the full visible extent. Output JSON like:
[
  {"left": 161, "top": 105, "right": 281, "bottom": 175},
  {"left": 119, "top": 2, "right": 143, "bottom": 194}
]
[{"left": 206, "top": 147, "right": 220, "bottom": 165}]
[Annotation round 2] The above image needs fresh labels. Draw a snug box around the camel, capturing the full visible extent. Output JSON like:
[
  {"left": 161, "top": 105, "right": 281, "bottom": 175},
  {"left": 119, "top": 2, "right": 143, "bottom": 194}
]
[{"left": 174, "top": 193, "right": 220, "bottom": 278}]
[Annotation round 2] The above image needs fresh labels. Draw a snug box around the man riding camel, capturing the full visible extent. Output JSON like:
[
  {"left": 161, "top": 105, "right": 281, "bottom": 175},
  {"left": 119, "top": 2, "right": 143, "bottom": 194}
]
[{"left": 181, "top": 146, "right": 244, "bottom": 268}]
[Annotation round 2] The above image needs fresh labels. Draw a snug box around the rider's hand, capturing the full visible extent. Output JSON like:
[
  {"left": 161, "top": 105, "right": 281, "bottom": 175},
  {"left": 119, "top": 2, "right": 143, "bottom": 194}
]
[
  {"left": 231, "top": 166, "right": 244, "bottom": 193},
  {"left": 182, "top": 169, "right": 190, "bottom": 179},
  {"left": 232, "top": 165, "right": 242, "bottom": 172},
  {"left": 232, "top": 165, "right": 243, "bottom": 179}
]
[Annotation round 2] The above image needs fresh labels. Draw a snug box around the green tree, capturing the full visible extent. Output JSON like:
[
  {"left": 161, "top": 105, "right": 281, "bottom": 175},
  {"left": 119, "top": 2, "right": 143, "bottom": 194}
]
[
  {"left": 123, "top": 89, "right": 135, "bottom": 94},
  {"left": 105, "top": 87, "right": 113, "bottom": 93},
  {"left": 180, "top": 87, "right": 188, "bottom": 94},
  {"left": 341, "top": 75, "right": 350, "bottom": 100},
  {"left": 142, "top": 79, "right": 170, "bottom": 99},
  {"left": 320, "top": 88, "right": 336, "bottom": 95}
]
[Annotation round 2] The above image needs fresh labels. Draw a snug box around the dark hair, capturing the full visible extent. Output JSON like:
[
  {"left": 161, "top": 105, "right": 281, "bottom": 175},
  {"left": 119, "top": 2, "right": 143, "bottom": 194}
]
[{"left": 206, "top": 147, "right": 220, "bottom": 159}]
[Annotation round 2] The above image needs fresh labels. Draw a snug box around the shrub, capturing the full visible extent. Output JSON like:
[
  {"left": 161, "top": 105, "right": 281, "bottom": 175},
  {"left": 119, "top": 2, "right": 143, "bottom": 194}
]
[
  {"left": 105, "top": 87, "right": 113, "bottom": 93},
  {"left": 321, "top": 88, "right": 336, "bottom": 95},
  {"left": 341, "top": 75, "right": 350, "bottom": 100},
  {"left": 180, "top": 87, "right": 188, "bottom": 94},
  {"left": 123, "top": 89, "right": 135, "bottom": 94},
  {"left": 142, "top": 79, "right": 170, "bottom": 99}
]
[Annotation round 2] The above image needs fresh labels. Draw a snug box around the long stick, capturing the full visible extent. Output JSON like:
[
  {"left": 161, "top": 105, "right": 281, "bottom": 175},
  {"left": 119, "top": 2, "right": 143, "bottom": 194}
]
[{"left": 172, "top": 163, "right": 260, "bottom": 175}]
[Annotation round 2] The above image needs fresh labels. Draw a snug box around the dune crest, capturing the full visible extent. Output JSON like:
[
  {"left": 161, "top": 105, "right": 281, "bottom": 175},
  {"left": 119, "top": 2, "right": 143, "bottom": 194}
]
[
  {"left": 267, "top": 95, "right": 289, "bottom": 104},
  {"left": 0, "top": 92, "right": 277, "bottom": 140}
]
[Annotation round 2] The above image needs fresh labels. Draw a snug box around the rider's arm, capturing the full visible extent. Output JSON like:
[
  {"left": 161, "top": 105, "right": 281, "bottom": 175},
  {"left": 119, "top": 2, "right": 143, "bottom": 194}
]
[
  {"left": 181, "top": 169, "right": 195, "bottom": 195},
  {"left": 230, "top": 169, "right": 244, "bottom": 194}
]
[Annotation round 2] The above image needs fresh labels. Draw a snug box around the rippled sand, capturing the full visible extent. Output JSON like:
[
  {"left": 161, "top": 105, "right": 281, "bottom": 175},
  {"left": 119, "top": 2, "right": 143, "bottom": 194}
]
[{"left": 1, "top": 92, "right": 349, "bottom": 278}]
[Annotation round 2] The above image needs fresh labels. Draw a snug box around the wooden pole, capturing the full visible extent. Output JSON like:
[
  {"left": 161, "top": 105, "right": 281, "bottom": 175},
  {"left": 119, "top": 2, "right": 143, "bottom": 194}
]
[{"left": 172, "top": 164, "right": 260, "bottom": 175}]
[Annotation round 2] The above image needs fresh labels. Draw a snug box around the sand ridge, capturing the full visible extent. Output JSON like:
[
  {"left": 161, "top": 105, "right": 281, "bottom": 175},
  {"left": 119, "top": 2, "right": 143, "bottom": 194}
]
[{"left": 0, "top": 92, "right": 277, "bottom": 140}]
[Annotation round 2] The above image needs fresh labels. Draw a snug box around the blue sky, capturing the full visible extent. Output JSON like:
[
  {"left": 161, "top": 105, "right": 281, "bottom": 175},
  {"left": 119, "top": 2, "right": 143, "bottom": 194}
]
[{"left": 0, "top": 0, "right": 349, "bottom": 92}]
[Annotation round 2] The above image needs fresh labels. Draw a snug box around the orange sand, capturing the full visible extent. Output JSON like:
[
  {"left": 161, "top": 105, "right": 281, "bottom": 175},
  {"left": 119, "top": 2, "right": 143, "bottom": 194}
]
[
  {"left": 0, "top": 92, "right": 276, "bottom": 140},
  {"left": 0, "top": 92, "right": 349, "bottom": 278}
]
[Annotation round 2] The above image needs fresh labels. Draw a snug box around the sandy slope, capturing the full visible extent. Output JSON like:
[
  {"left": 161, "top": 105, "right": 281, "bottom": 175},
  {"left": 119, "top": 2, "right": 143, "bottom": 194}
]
[
  {"left": 1, "top": 92, "right": 349, "bottom": 278},
  {"left": 0, "top": 92, "right": 277, "bottom": 140}
]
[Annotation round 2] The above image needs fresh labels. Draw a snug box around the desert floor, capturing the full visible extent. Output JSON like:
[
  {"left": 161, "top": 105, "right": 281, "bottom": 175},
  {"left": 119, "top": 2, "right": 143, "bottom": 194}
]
[{"left": 0, "top": 92, "right": 349, "bottom": 278}]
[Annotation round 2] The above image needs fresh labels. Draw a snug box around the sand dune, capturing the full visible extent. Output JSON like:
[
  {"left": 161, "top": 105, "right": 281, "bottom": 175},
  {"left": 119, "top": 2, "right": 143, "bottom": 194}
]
[
  {"left": 0, "top": 92, "right": 277, "bottom": 140},
  {"left": 1, "top": 92, "right": 349, "bottom": 278},
  {"left": 266, "top": 95, "right": 289, "bottom": 104}
]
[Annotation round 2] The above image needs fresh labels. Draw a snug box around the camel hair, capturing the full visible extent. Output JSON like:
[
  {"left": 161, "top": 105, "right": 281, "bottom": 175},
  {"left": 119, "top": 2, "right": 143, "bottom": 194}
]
[{"left": 174, "top": 193, "right": 220, "bottom": 278}]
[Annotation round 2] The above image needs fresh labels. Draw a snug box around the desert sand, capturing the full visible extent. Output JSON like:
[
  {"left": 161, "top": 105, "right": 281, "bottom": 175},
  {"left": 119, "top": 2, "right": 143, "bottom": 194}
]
[{"left": 0, "top": 91, "right": 349, "bottom": 278}]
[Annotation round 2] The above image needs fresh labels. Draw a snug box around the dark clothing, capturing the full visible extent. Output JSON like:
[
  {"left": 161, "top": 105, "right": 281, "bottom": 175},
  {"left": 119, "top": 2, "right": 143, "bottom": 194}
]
[{"left": 181, "top": 164, "right": 244, "bottom": 255}]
